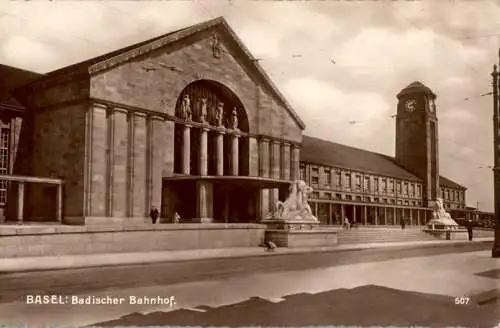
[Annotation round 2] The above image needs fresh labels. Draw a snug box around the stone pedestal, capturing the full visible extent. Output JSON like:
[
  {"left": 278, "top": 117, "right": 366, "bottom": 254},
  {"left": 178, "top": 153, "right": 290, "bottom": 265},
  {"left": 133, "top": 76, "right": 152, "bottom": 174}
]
[{"left": 261, "top": 219, "right": 338, "bottom": 247}]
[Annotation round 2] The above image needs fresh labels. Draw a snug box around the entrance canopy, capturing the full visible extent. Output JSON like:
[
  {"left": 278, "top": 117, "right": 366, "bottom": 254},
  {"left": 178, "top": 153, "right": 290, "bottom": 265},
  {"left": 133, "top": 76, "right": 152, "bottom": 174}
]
[{"left": 163, "top": 175, "right": 293, "bottom": 189}]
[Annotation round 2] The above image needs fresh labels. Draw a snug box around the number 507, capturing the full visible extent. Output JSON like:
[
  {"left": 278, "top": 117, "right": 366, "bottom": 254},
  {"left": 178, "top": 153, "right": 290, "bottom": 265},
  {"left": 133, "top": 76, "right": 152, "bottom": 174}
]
[{"left": 455, "top": 297, "right": 470, "bottom": 305}]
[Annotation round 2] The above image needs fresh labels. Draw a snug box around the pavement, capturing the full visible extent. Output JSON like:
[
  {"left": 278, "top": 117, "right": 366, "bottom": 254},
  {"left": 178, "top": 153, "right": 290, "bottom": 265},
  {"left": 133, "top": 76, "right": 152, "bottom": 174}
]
[
  {"left": 0, "top": 237, "right": 493, "bottom": 273},
  {"left": 0, "top": 245, "right": 498, "bottom": 327}
]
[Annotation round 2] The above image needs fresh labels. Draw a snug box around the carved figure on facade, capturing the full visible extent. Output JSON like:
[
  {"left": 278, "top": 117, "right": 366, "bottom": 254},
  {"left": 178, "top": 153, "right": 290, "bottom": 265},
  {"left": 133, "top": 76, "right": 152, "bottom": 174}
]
[
  {"left": 199, "top": 98, "right": 207, "bottom": 124},
  {"left": 271, "top": 180, "right": 318, "bottom": 222},
  {"left": 181, "top": 94, "right": 192, "bottom": 121},
  {"left": 231, "top": 107, "right": 239, "bottom": 130},
  {"left": 216, "top": 102, "right": 224, "bottom": 127}
]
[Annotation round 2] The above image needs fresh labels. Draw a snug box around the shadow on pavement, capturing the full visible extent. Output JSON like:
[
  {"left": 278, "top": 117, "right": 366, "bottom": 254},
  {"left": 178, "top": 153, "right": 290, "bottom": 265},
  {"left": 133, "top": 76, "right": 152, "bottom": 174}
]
[{"left": 91, "top": 285, "right": 500, "bottom": 327}]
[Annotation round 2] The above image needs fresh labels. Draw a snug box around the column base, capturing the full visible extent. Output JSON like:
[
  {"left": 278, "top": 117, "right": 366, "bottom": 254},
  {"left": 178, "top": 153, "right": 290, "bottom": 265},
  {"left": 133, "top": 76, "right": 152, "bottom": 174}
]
[{"left": 192, "top": 217, "right": 213, "bottom": 223}]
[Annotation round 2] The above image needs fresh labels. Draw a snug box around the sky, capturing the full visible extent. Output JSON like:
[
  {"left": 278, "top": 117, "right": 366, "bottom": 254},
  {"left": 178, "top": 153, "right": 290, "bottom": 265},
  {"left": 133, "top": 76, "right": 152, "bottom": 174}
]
[{"left": 0, "top": 0, "right": 499, "bottom": 211}]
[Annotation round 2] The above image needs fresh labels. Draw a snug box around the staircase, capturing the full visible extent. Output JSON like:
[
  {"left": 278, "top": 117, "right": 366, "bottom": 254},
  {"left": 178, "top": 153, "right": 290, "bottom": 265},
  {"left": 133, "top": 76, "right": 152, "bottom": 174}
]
[{"left": 337, "top": 226, "right": 455, "bottom": 245}]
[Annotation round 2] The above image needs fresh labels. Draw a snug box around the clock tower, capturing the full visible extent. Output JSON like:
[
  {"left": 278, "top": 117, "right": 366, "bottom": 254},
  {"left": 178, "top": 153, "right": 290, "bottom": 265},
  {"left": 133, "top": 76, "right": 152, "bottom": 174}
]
[{"left": 395, "top": 81, "right": 439, "bottom": 207}]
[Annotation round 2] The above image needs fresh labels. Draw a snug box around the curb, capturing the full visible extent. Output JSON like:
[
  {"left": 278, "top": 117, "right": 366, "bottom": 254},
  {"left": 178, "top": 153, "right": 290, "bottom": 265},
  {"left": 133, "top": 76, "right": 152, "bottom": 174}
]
[{"left": 0, "top": 239, "right": 493, "bottom": 274}]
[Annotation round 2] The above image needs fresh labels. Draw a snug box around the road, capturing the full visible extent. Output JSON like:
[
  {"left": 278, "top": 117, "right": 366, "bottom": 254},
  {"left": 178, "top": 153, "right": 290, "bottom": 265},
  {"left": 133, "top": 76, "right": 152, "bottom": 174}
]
[{"left": 0, "top": 242, "right": 499, "bottom": 327}]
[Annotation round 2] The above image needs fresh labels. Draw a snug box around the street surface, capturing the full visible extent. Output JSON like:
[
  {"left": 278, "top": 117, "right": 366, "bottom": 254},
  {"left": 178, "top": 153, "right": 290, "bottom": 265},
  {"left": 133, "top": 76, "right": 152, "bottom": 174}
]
[{"left": 0, "top": 243, "right": 498, "bottom": 327}]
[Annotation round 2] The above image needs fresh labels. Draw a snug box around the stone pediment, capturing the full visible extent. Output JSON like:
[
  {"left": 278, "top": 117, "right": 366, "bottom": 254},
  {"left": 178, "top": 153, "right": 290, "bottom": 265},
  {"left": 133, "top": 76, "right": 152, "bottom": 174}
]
[{"left": 33, "top": 17, "right": 305, "bottom": 131}]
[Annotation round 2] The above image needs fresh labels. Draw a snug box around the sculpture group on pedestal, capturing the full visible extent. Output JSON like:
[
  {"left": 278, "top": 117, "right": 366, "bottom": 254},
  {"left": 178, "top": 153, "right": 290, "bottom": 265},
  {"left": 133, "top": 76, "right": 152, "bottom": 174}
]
[
  {"left": 268, "top": 180, "right": 319, "bottom": 222},
  {"left": 427, "top": 197, "right": 459, "bottom": 230},
  {"left": 180, "top": 95, "right": 240, "bottom": 130}
]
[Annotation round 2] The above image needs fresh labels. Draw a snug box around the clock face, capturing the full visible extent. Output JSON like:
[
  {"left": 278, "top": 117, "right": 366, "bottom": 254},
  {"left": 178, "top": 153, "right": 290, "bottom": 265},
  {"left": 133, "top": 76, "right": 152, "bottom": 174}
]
[{"left": 405, "top": 99, "right": 417, "bottom": 112}]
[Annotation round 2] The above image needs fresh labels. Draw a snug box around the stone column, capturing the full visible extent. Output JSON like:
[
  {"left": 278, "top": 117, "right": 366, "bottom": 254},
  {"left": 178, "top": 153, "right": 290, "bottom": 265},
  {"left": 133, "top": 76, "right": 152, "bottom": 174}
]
[
  {"left": 417, "top": 209, "right": 421, "bottom": 225},
  {"left": 231, "top": 134, "right": 239, "bottom": 176},
  {"left": 216, "top": 131, "right": 225, "bottom": 176},
  {"left": 341, "top": 204, "right": 345, "bottom": 221},
  {"left": 280, "top": 142, "right": 291, "bottom": 180},
  {"left": 199, "top": 127, "right": 209, "bottom": 176},
  {"left": 393, "top": 207, "right": 397, "bottom": 225},
  {"left": 290, "top": 145, "right": 300, "bottom": 180},
  {"left": 17, "top": 182, "right": 24, "bottom": 224},
  {"left": 409, "top": 208, "right": 413, "bottom": 225},
  {"left": 57, "top": 183, "right": 63, "bottom": 223},
  {"left": 259, "top": 138, "right": 270, "bottom": 218},
  {"left": 270, "top": 140, "right": 280, "bottom": 211},
  {"left": 182, "top": 124, "right": 191, "bottom": 175},
  {"left": 374, "top": 206, "right": 379, "bottom": 225},
  {"left": 353, "top": 205, "right": 357, "bottom": 224},
  {"left": 195, "top": 180, "right": 213, "bottom": 223},
  {"left": 363, "top": 205, "right": 367, "bottom": 225},
  {"left": 222, "top": 187, "right": 230, "bottom": 223},
  {"left": 383, "top": 207, "right": 387, "bottom": 225}
]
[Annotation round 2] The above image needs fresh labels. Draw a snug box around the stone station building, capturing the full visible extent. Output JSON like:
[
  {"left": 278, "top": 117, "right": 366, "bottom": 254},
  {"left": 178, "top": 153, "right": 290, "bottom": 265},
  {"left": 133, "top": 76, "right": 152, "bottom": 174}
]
[
  {"left": 0, "top": 18, "right": 473, "bottom": 227},
  {"left": 0, "top": 17, "right": 304, "bottom": 225}
]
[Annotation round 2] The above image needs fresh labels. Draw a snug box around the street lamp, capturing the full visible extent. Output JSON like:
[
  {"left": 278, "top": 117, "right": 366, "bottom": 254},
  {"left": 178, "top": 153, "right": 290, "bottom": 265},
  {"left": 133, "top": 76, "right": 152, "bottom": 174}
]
[{"left": 492, "top": 49, "right": 500, "bottom": 258}]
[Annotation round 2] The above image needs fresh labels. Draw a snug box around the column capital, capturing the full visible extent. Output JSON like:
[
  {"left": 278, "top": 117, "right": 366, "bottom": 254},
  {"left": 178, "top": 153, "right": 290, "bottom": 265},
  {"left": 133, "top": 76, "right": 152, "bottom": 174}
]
[
  {"left": 183, "top": 123, "right": 193, "bottom": 129},
  {"left": 271, "top": 139, "right": 281, "bottom": 145},
  {"left": 259, "top": 136, "right": 271, "bottom": 143},
  {"left": 148, "top": 114, "right": 165, "bottom": 121},
  {"left": 133, "top": 111, "right": 148, "bottom": 118},
  {"left": 111, "top": 107, "right": 128, "bottom": 115},
  {"left": 92, "top": 102, "right": 109, "bottom": 110}
]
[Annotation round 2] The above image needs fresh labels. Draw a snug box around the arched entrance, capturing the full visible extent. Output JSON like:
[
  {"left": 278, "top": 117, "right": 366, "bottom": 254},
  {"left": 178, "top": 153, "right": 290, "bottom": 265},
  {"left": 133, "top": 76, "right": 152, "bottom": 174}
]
[
  {"left": 164, "top": 80, "right": 257, "bottom": 223},
  {"left": 173, "top": 80, "right": 249, "bottom": 176}
]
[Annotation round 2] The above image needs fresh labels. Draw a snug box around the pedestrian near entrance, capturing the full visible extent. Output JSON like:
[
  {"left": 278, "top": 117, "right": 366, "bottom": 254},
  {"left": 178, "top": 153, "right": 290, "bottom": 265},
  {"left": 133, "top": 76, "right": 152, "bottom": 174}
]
[
  {"left": 467, "top": 219, "right": 474, "bottom": 241},
  {"left": 401, "top": 218, "right": 406, "bottom": 230},
  {"left": 344, "top": 217, "right": 351, "bottom": 230},
  {"left": 150, "top": 206, "right": 159, "bottom": 224}
]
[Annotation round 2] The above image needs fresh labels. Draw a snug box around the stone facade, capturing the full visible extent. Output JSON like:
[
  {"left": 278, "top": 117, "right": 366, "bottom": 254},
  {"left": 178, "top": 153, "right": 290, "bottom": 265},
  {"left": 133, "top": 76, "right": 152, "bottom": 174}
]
[{"left": 6, "top": 18, "right": 304, "bottom": 224}]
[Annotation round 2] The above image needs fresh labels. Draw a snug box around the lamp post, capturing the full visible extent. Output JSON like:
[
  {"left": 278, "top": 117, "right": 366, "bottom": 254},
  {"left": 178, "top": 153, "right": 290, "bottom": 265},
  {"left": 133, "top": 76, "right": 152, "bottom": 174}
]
[{"left": 492, "top": 49, "right": 500, "bottom": 257}]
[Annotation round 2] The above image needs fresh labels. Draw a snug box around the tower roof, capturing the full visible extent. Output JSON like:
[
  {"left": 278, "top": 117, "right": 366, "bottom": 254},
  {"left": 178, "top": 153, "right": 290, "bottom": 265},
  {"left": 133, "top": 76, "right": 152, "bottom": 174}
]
[{"left": 397, "top": 81, "right": 436, "bottom": 98}]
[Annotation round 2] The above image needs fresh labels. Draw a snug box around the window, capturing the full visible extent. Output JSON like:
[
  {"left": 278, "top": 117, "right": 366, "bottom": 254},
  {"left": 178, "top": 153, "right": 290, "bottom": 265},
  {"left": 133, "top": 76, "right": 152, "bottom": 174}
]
[
  {"left": 325, "top": 169, "right": 332, "bottom": 186},
  {"left": 450, "top": 190, "right": 455, "bottom": 201},
  {"left": 355, "top": 175, "right": 362, "bottom": 190},
  {"left": 345, "top": 195, "right": 352, "bottom": 201},
  {"left": 312, "top": 192, "right": 319, "bottom": 199},
  {"left": 300, "top": 166, "right": 306, "bottom": 181},
  {"left": 364, "top": 176, "right": 370, "bottom": 191},
  {"left": 403, "top": 182, "right": 408, "bottom": 195},
  {"left": 0, "top": 122, "right": 9, "bottom": 206},
  {"left": 441, "top": 189, "right": 445, "bottom": 198},
  {"left": 396, "top": 182, "right": 402, "bottom": 194},
  {"left": 345, "top": 173, "right": 352, "bottom": 188},
  {"left": 389, "top": 180, "right": 394, "bottom": 193},
  {"left": 416, "top": 185, "right": 421, "bottom": 197},
  {"left": 336, "top": 171, "right": 342, "bottom": 188},
  {"left": 374, "top": 197, "right": 379, "bottom": 202},
  {"left": 311, "top": 167, "right": 319, "bottom": 185},
  {"left": 374, "top": 178, "right": 379, "bottom": 192},
  {"left": 410, "top": 184, "right": 415, "bottom": 197},
  {"left": 381, "top": 179, "right": 387, "bottom": 193},
  {"left": 445, "top": 190, "right": 449, "bottom": 200}
]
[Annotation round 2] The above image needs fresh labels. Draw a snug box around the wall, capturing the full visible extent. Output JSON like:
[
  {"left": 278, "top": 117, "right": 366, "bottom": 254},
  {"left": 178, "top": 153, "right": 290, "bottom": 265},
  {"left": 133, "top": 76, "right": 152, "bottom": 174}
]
[
  {"left": 31, "top": 104, "right": 87, "bottom": 218},
  {"left": 300, "top": 162, "right": 425, "bottom": 206}
]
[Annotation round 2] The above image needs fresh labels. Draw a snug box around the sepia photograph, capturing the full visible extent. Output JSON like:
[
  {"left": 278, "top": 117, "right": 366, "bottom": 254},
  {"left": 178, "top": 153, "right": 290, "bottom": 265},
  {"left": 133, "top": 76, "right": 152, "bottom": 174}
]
[{"left": 0, "top": 0, "right": 499, "bottom": 326}]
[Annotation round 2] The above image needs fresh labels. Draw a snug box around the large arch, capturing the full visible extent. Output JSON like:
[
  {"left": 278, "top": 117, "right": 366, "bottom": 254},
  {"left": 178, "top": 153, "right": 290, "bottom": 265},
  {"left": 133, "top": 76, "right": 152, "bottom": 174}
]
[{"left": 173, "top": 79, "right": 250, "bottom": 176}]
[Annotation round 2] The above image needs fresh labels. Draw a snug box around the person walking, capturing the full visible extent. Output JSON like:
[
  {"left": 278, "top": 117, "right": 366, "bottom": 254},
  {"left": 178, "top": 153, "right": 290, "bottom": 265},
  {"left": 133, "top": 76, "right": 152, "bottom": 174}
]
[
  {"left": 401, "top": 217, "right": 406, "bottom": 230},
  {"left": 150, "top": 206, "right": 159, "bottom": 224},
  {"left": 344, "top": 217, "right": 351, "bottom": 230},
  {"left": 467, "top": 219, "right": 474, "bottom": 241}
]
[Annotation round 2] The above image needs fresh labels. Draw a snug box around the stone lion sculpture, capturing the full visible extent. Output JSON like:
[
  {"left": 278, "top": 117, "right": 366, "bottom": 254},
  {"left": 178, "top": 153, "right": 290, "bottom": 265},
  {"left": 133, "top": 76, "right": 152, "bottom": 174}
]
[
  {"left": 272, "top": 180, "right": 318, "bottom": 222},
  {"left": 427, "top": 197, "right": 458, "bottom": 229}
]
